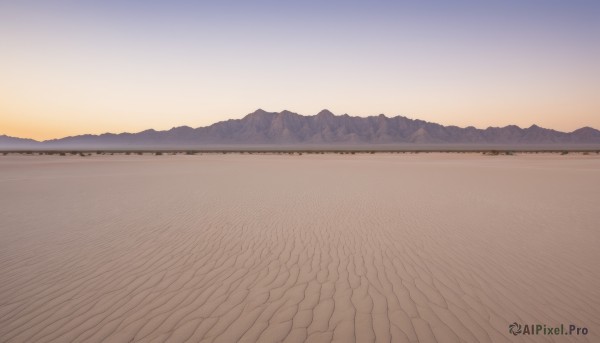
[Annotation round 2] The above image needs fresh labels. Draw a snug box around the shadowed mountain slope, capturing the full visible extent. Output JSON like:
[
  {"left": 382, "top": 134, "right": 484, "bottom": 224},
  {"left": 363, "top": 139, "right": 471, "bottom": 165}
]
[{"left": 2, "top": 109, "right": 600, "bottom": 148}]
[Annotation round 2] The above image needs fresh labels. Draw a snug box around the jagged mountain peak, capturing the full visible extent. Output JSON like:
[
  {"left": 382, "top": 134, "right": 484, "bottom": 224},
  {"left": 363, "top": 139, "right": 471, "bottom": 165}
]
[
  {"left": 572, "top": 126, "right": 599, "bottom": 134},
  {"left": 317, "top": 109, "right": 334, "bottom": 117},
  {"left": 2, "top": 109, "right": 599, "bottom": 148}
]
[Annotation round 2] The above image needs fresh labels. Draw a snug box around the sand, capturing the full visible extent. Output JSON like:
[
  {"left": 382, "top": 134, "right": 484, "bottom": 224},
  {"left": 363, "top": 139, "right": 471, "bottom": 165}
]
[{"left": 0, "top": 153, "right": 599, "bottom": 342}]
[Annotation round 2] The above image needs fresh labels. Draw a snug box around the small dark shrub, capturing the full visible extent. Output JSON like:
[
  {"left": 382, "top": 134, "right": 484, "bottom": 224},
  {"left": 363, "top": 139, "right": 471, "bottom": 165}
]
[{"left": 155, "top": 152, "right": 163, "bottom": 155}]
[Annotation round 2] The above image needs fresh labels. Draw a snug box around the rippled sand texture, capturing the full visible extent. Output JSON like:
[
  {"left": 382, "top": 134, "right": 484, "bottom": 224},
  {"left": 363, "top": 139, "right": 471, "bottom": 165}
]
[{"left": 1, "top": 154, "right": 599, "bottom": 343}]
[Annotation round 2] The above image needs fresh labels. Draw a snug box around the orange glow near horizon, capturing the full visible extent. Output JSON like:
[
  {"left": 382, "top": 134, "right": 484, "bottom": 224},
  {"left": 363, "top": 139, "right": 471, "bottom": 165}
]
[
  {"left": 3, "top": 102, "right": 599, "bottom": 141},
  {"left": 1, "top": 1, "right": 599, "bottom": 140}
]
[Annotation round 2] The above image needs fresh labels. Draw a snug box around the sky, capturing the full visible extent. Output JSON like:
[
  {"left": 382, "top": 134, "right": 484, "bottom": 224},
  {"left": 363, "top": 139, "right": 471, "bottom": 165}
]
[{"left": 1, "top": 0, "right": 599, "bottom": 140}]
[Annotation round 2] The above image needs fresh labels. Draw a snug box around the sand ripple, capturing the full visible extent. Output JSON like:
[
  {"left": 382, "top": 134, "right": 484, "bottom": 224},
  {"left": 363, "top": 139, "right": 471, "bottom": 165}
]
[{"left": 1, "top": 154, "right": 599, "bottom": 342}]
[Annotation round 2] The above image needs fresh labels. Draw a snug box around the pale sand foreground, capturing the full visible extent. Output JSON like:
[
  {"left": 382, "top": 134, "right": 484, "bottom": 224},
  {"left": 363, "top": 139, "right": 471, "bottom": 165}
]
[{"left": 0, "top": 154, "right": 598, "bottom": 343}]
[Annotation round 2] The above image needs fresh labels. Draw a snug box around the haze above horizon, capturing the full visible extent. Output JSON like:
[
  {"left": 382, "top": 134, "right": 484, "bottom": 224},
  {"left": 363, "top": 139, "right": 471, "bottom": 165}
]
[{"left": 1, "top": 0, "right": 599, "bottom": 140}]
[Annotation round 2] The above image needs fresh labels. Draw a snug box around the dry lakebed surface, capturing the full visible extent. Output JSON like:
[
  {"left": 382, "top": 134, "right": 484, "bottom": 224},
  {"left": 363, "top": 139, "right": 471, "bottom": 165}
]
[{"left": 1, "top": 153, "right": 599, "bottom": 342}]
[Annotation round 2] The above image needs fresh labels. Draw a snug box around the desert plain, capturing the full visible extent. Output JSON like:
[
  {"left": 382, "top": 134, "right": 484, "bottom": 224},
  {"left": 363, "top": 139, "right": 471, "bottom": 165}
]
[{"left": 0, "top": 153, "right": 598, "bottom": 343}]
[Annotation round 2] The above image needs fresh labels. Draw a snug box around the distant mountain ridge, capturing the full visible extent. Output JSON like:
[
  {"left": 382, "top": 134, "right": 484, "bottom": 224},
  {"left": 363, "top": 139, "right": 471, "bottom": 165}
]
[
  {"left": 0, "top": 135, "right": 39, "bottom": 147},
  {"left": 2, "top": 109, "right": 600, "bottom": 148}
]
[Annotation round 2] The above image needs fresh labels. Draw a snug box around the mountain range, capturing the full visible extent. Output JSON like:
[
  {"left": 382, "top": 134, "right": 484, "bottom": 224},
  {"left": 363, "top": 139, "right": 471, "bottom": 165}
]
[{"left": 2, "top": 109, "right": 600, "bottom": 149}]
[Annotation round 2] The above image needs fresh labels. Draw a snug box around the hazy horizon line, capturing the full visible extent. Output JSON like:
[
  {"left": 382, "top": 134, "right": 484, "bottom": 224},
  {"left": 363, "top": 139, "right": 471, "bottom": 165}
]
[{"left": 3, "top": 108, "right": 599, "bottom": 142}]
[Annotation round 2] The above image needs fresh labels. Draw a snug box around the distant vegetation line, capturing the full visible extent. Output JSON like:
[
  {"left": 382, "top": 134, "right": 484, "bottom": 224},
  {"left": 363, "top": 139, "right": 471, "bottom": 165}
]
[{"left": 2, "top": 149, "right": 599, "bottom": 157}]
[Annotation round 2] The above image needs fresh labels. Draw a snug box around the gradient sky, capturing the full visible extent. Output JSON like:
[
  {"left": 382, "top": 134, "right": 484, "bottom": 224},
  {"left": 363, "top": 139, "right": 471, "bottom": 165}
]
[{"left": 1, "top": 0, "right": 599, "bottom": 140}]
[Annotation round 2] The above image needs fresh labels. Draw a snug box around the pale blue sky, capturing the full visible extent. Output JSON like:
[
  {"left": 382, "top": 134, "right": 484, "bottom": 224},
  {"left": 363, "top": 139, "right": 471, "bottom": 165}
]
[{"left": 1, "top": 0, "right": 599, "bottom": 139}]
